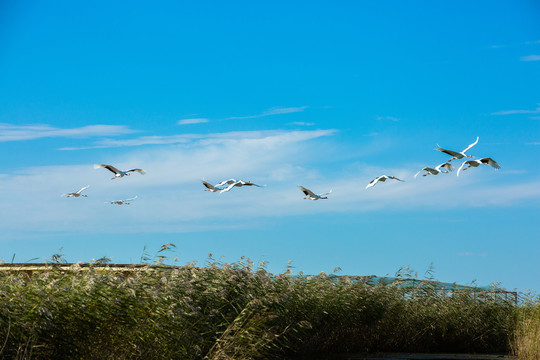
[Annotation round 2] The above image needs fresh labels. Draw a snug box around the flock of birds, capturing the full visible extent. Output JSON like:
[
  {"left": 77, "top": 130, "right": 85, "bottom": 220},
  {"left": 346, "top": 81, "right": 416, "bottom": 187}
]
[
  {"left": 292, "top": 136, "right": 499, "bottom": 199},
  {"left": 63, "top": 137, "right": 500, "bottom": 203},
  {"left": 63, "top": 164, "right": 146, "bottom": 205},
  {"left": 360, "top": 137, "right": 500, "bottom": 194}
]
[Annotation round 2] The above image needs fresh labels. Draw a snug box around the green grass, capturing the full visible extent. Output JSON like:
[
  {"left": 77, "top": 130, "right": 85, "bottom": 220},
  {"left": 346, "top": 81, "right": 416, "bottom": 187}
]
[{"left": 0, "top": 247, "right": 521, "bottom": 359}]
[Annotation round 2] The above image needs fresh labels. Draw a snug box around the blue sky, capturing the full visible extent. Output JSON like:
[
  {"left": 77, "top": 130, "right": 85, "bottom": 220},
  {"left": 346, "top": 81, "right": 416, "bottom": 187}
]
[{"left": 1, "top": 1, "right": 539, "bottom": 292}]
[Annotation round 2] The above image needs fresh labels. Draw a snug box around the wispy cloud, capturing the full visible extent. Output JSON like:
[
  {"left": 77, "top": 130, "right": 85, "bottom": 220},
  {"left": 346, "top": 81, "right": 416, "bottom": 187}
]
[
  {"left": 376, "top": 116, "right": 400, "bottom": 122},
  {"left": 490, "top": 40, "right": 540, "bottom": 48},
  {"left": 0, "top": 129, "right": 341, "bottom": 236},
  {"left": 60, "top": 135, "right": 192, "bottom": 150},
  {"left": 520, "top": 54, "right": 540, "bottom": 62},
  {"left": 491, "top": 104, "right": 540, "bottom": 115},
  {"left": 226, "top": 106, "right": 308, "bottom": 120},
  {"left": 0, "top": 124, "right": 136, "bottom": 142},
  {"left": 60, "top": 129, "right": 337, "bottom": 150},
  {"left": 290, "top": 121, "right": 315, "bottom": 126},
  {"left": 500, "top": 169, "right": 528, "bottom": 175},
  {"left": 177, "top": 118, "right": 209, "bottom": 125}
]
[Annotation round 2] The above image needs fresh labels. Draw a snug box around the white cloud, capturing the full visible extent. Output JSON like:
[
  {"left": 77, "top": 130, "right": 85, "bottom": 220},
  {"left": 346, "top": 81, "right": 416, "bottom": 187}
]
[
  {"left": 376, "top": 116, "right": 400, "bottom": 122},
  {"left": 491, "top": 104, "right": 540, "bottom": 115},
  {"left": 0, "top": 129, "right": 338, "bottom": 236},
  {"left": 2, "top": 127, "right": 539, "bottom": 241},
  {"left": 177, "top": 118, "right": 209, "bottom": 125},
  {"left": 1, "top": 136, "right": 539, "bottom": 240},
  {"left": 499, "top": 169, "right": 528, "bottom": 175},
  {"left": 0, "top": 124, "right": 136, "bottom": 142},
  {"left": 489, "top": 41, "right": 540, "bottom": 48},
  {"left": 520, "top": 55, "right": 540, "bottom": 62},
  {"left": 60, "top": 129, "right": 336, "bottom": 150},
  {"left": 226, "top": 106, "right": 308, "bottom": 120},
  {"left": 290, "top": 122, "right": 315, "bottom": 126}
]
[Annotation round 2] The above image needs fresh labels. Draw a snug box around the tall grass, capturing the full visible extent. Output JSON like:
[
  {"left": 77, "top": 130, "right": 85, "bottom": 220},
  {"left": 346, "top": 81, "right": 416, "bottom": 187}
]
[
  {"left": 513, "top": 294, "right": 540, "bottom": 360},
  {"left": 0, "top": 249, "right": 519, "bottom": 359}
]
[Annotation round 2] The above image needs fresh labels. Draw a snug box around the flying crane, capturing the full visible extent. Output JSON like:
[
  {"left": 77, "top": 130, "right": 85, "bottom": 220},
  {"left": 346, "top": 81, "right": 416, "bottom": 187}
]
[
  {"left": 298, "top": 186, "right": 331, "bottom": 200},
  {"left": 436, "top": 137, "right": 479, "bottom": 161},
  {"left": 94, "top": 164, "right": 146, "bottom": 179},
  {"left": 414, "top": 162, "right": 454, "bottom": 178},
  {"left": 457, "top": 157, "right": 501, "bottom": 176},
  {"left": 63, "top": 186, "right": 90, "bottom": 197},
  {"left": 365, "top": 175, "right": 404, "bottom": 189}
]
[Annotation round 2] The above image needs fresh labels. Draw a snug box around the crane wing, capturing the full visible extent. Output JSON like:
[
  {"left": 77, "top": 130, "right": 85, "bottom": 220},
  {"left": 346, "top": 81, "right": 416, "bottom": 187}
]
[
  {"left": 366, "top": 176, "right": 383, "bottom": 189},
  {"left": 243, "top": 181, "right": 262, "bottom": 187},
  {"left": 123, "top": 196, "right": 138, "bottom": 202},
  {"left": 480, "top": 157, "right": 501, "bottom": 169},
  {"left": 456, "top": 161, "right": 472, "bottom": 177},
  {"left": 76, "top": 185, "right": 90, "bottom": 194},
  {"left": 462, "top": 137, "right": 479, "bottom": 153},
  {"left": 94, "top": 164, "right": 121, "bottom": 174},
  {"left": 298, "top": 186, "right": 316, "bottom": 197},
  {"left": 201, "top": 180, "right": 216, "bottom": 190},
  {"left": 319, "top": 189, "right": 332, "bottom": 197},
  {"left": 436, "top": 162, "right": 454, "bottom": 172},
  {"left": 127, "top": 168, "right": 146, "bottom": 175},
  {"left": 414, "top": 169, "right": 427, "bottom": 178},
  {"left": 436, "top": 148, "right": 461, "bottom": 158}
]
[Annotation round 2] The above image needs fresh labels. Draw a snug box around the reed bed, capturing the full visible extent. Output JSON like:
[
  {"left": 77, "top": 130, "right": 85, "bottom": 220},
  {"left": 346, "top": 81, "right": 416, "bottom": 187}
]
[
  {"left": 513, "top": 294, "right": 540, "bottom": 360},
  {"left": 0, "top": 250, "right": 520, "bottom": 360}
]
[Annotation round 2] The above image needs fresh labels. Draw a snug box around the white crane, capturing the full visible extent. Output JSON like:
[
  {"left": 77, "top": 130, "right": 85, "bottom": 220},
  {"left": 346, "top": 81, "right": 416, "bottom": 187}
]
[
  {"left": 107, "top": 196, "right": 138, "bottom": 205},
  {"left": 217, "top": 179, "right": 263, "bottom": 193},
  {"left": 366, "top": 175, "right": 404, "bottom": 189},
  {"left": 94, "top": 164, "right": 146, "bottom": 179},
  {"left": 436, "top": 137, "right": 479, "bottom": 161},
  {"left": 201, "top": 180, "right": 224, "bottom": 192},
  {"left": 215, "top": 179, "right": 238, "bottom": 187},
  {"left": 298, "top": 186, "right": 331, "bottom": 200},
  {"left": 414, "top": 162, "right": 455, "bottom": 178},
  {"left": 457, "top": 157, "right": 501, "bottom": 176},
  {"left": 63, "top": 185, "right": 90, "bottom": 197}
]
